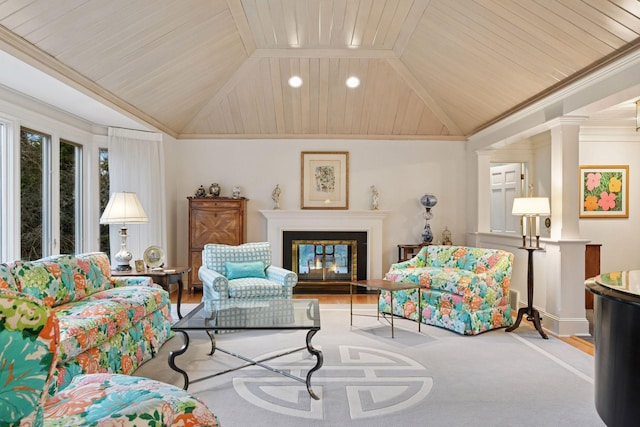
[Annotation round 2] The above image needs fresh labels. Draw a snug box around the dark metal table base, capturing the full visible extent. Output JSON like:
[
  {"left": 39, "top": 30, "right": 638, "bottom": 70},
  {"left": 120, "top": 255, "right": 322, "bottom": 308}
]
[
  {"left": 168, "top": 329, "right": 323, "bottom": 400},
  {"left": 506, "top": 306, "right": 549, "bottom": 339},
  {"left": 505, "top": 247, "right": 549, "bottom": 339}
]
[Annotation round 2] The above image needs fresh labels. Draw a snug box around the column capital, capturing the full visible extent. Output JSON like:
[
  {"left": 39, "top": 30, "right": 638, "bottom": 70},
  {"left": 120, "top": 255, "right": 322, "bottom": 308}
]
[{"left": 547, "top": 115, "right": 589, "bottom": 128}]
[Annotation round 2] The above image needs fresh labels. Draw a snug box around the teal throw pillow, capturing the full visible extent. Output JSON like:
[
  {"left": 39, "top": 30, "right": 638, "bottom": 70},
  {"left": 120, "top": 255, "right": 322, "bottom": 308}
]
[{"left": 225, "top": 261, "right": 266, "bottom": 280}]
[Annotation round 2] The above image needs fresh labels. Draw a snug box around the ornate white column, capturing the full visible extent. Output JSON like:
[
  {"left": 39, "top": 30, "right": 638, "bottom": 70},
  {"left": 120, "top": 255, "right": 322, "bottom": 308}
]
[
  {"left": 549, "top": 117, "right": 586, "bottom": 240},
  {"left": 544, "top": 116, "right": 590, "bottom": 336}
]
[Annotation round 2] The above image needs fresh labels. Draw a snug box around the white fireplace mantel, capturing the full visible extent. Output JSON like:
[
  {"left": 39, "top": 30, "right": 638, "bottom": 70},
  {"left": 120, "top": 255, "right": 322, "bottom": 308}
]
[{"left": 260, "top": 210, "right": 389, "bottom": 279}]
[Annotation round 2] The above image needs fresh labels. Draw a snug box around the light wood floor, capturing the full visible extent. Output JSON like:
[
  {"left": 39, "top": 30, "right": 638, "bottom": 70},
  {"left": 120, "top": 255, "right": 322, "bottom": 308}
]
[{"left": 172, "top": 289, "right": 594, "bottom": 356}]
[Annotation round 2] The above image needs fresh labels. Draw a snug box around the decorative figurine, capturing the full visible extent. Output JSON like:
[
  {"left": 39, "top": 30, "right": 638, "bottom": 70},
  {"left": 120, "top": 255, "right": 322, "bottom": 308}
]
[
  {"left": 195, "top": 185, "right": 206, "bottom": 198},
  {"left": 272, "top": 184, "right": 281, "bottom": 209},
  {"left": 420, "top": 193, "right": 438, "bottom": 243},
  {"left": 442, "top": 226, "right": 452, "bottom": 245},
  {"left": 370, "top": 185, "right": 379, "bottom": 210},
  {"left": 209, "top": 183, "right": 220, "bottom": 197},
  {"left": 232, "top": 186, "right": 241, "bottom": 199}
]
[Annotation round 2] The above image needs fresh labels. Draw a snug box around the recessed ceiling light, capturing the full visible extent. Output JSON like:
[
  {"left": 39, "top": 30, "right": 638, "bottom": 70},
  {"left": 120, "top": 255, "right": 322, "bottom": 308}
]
[
  {"left": 288, "top": 76, "right": 303, "bottom": 88},
  {"left": 346, "top": 76, "right": 360, "bottom": 88}
]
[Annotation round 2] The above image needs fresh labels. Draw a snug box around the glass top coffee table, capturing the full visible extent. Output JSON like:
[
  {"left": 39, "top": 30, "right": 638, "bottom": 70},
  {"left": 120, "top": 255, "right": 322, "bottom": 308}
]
[{"left": 169, "top": 298, "right": 323, "bottom": 400}]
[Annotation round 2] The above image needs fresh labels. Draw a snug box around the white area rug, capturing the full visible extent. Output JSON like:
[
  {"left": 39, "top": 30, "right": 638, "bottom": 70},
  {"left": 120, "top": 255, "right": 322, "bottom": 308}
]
[{"left": 135, "top": 304, "right": 604, "bottom": 426}]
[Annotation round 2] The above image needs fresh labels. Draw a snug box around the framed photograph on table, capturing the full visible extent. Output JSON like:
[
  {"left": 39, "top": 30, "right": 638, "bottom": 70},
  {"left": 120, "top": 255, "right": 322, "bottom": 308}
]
[
  {"left": 579, "top": 165, "right": 629, "bottom": 218},
  {"left": 301, "top": 151, "right": 349, "bottom": 209}
]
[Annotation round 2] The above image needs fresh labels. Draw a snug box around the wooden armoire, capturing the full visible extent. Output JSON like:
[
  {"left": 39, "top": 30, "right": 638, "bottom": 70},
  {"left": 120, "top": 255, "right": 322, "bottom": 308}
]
[
  {"left": 187, "top": 197, "right": 247, "bottom": 290},
  {"left": 585, "top": 243, "right": 601, "bottom": 309}
]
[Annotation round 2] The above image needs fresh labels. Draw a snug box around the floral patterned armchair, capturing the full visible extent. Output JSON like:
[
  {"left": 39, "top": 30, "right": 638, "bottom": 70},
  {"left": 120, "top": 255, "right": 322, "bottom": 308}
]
[
  {"left": 0, "top": 289, "right": 219, "bottom": 427},
  {"left": 382, "top": 245, "right": 514, "bottom": 335}
]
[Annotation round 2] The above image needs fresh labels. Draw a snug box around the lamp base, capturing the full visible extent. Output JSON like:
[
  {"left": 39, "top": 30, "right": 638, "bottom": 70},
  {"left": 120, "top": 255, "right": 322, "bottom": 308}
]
[
  {"left": 113, "top": 226, "right": 133, "bottom": 272},
  {"left": 114, "top": 264, "right": 132, "bottom": 271},
  {"left": 507, "top": 306, "right": 548, "bottom": 339}
]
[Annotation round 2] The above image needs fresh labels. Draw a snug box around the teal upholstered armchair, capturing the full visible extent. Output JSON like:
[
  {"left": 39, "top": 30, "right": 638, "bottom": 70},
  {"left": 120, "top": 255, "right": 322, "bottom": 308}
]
[{"left": 199, "top": 242, "right": 298, "bottom": 315}]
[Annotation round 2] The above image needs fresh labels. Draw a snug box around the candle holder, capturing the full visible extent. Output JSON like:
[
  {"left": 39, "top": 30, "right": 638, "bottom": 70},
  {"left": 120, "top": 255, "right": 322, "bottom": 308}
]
[{"left": 511, "top": 197, "right": 550, "bottom": 249}]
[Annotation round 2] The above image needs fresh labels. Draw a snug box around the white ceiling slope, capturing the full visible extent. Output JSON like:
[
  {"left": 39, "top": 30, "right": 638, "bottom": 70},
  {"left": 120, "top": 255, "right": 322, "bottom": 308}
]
[{"left": 0, "top": 0, "right": 639, "bottom": 140}]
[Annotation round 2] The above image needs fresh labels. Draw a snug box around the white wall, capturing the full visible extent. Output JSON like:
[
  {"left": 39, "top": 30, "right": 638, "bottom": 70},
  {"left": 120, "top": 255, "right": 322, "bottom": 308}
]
[
  {"left": 165, "top": 139, "right": 468, "bottom": 270},
  {"left": 580, "top": 128, "right": 640, "bottom": 272}
]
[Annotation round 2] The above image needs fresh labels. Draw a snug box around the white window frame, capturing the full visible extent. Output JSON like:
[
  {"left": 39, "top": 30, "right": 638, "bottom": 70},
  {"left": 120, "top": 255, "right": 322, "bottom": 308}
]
[
  {"left": 0, "top": 115, "right": 19, "bottom": 262},
  {"left": 59, "top": 138, "right": 84, "bottom": 254}
]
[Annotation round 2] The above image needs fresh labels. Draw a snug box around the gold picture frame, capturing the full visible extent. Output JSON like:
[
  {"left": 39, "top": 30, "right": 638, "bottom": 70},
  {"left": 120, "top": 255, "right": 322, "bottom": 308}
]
[
  {"left": 134, "top": 259, "right": 145, "bottom": 273},
  {"left": 301, "top": 151, "right": 349, "bottom": 209},
  {"left": 579, "top": 165, "right": 629, "bottom": 218}
]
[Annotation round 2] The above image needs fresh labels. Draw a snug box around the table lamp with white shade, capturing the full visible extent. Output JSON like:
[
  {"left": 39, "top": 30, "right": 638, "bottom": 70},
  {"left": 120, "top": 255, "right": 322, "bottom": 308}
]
[
  {"left": 511, "top": 197, "right": 550, "bottom": 248},
  {"left": 100, "top": 192, "right": 148, "bottom": 271}
]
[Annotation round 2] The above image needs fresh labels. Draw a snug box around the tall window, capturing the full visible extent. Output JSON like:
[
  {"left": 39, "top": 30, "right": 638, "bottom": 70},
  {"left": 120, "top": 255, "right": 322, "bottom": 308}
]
[
  {"left": 60, "top": 139, "right": 82, "bottom": 254},
  {"left": 20, "top": 129, "right": 85, "bottom": 260},
  {"left": 20, "top": 128, "right": 49, "bottom": 260},
  {"left": 0, "top": 122, "right": 4, "bottom": 261},
  {"left": 99, "top": 148, "right": 110, "bottom": 256}
]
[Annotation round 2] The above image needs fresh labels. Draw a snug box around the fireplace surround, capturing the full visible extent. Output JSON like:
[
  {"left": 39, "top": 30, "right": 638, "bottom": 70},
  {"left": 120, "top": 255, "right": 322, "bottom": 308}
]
[
  {"left": 283, "top": 231, "right": 367, "bottom": 292},
  {"left": 260, "top": 210, "right": 388, "bottom": 290}
]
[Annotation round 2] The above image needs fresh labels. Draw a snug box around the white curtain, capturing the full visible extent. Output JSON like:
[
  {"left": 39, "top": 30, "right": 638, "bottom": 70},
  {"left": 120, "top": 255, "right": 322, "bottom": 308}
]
[{"left": 107, "top": 127, "right": 166, "bottom": 265}]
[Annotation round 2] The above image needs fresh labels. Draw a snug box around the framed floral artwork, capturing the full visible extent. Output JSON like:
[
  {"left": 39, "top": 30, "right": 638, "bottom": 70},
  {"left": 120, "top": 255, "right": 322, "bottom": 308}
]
[
  {"left": 301, "top": 151, "right": 349, "bottom": 209},
  {"left": 580, "top": 165, "right": 629, "bottom": 218}
]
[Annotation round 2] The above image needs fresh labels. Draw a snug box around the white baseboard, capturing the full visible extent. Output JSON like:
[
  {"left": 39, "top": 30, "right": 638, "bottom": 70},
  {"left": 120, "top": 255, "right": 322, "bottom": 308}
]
[{"left": 509, "top": 289, "right": 519, "bottom": 311}]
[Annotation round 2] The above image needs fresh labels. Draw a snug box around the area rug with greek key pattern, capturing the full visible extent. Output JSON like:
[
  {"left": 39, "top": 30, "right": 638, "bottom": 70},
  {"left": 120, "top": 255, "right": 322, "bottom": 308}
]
[{"left": 135, "top": 304, "right": 604, "bottom": 427}]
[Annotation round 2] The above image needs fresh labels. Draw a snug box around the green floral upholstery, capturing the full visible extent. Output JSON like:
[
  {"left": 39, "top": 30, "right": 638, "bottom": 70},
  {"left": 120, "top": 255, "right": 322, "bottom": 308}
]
[
  {"left": 0, "top": 263, "right": 19, "bottom": 291},
  {"left": 0, "top": 252, "right": 172, "bottom": 392},
  {"left": 0, "top": 291, "right": 219, "bottom": 427},
  {"left": 0, "top": 289, "right": 59, "bottom": 427},
  {"left": 383, "top": 245, "right": 514, "bottom": 335},
  {"left": 43, "top": 374, "right": 219, "bottom": 426}
]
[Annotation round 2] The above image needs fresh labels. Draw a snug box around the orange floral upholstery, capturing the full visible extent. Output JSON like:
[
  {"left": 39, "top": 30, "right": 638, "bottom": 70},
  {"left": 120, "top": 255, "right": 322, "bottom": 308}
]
[
  {"left": 383, "top": 245, "right": 514, "bottom": 335},
  {"left": 1, "top": 252, "right": 172, "bottom": 392}
]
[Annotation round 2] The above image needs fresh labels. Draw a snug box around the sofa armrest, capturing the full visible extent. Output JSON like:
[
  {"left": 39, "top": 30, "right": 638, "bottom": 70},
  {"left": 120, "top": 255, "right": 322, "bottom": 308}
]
[
  {"left": 110, "top": 276, "right": 154, "bottom": 288},
  {"left": 388, "top": 260, "right": 413, "bottom": 270},
  {"left": 0, "top": 289, "right": 60, "bottom": 424},
  {"left": 265, "top": 266, "right": 298, "bottom": 288},
  {"left": 198, "top": 267, "right": 229, "bottom": 298}
]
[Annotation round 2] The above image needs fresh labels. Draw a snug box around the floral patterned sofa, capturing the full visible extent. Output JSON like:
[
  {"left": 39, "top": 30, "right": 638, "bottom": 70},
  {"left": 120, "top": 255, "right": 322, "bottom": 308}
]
[
  {"left": 382, "top": 245, "right": 514, "bottom": 335},
  {"left": 0, "top": 289, "right": 219, "bottom": 426},
  {"left": 0, "top": 252, "right": 173, "bottom": 392}
]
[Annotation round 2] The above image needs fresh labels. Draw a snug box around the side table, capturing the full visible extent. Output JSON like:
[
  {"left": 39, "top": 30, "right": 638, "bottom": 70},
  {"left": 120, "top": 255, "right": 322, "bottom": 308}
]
[
  {"left": 350, "top": 279, "right": 421, "bottom": 338},
  {"left": 111, "top": 267, "right": 191, "bottom": 319},
  {"left": 397, "top": 243, "right": 431, "bottom": 262}
]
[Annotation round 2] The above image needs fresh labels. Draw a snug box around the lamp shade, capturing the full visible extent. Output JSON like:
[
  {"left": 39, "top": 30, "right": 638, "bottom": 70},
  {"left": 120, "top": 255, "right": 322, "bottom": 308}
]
[
  {"left": 100, "top": 192, "right": 149, "bottom": 224},
  {"left": 512, "top": 197, "right": 550, "bottom": 216}
]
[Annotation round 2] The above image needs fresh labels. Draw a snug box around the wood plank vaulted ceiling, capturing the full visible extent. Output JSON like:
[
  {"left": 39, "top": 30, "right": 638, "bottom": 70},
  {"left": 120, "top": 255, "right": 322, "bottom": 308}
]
[{"left": 1, "top": 0, "right": 640, "bottom": 140}]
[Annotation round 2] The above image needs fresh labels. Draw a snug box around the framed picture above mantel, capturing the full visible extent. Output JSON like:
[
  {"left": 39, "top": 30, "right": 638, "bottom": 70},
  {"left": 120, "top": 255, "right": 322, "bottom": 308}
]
[
  {"left": 301, "top": 151, "right": 349, "bottom": 210},
  {"left": 579, "top": 165, "right": 629, "bottom": 218}
]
